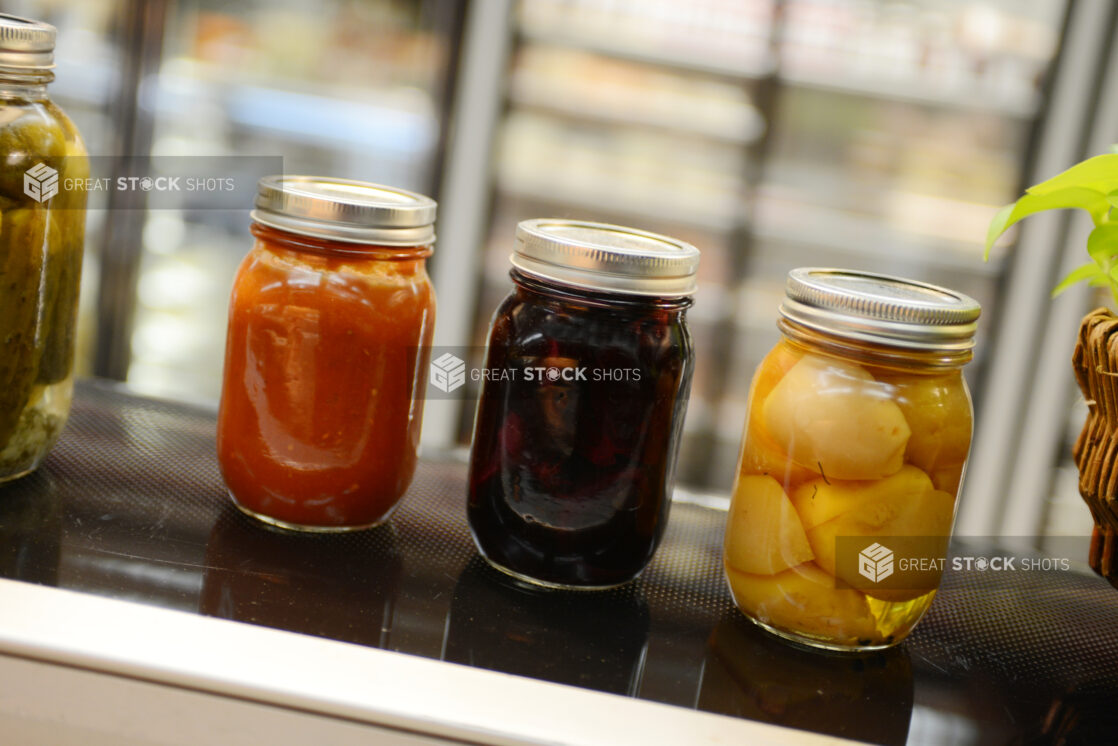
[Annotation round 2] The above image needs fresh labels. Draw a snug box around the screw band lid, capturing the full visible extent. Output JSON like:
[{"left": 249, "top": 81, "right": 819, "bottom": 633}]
[
  {"left": 513, "top": 219, "right": 700, "bottom": 297},
  {"left": 0, "top": 14, "right": 55, "bottom": 70},
  {"left": 780, "top": 267, "right": 981, "bottom": 351},
  {"left": 252, "top": 175, "right": 436, "bottom": 246}
]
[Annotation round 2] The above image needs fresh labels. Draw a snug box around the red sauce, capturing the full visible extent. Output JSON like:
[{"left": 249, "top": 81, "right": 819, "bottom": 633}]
[{"left": 217, "top": 223, "right": 435, "bottom": 529}]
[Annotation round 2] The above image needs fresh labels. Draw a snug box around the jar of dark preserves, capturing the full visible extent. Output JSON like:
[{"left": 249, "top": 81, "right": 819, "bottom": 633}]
[{"left": 468, "top": 219, "right": 699, "bottom": 589}]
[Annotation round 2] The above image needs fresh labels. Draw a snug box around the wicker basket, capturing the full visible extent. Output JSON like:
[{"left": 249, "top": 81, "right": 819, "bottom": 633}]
[{"left": 1072, "top": 307, "right": 1118, "bottom": 589}]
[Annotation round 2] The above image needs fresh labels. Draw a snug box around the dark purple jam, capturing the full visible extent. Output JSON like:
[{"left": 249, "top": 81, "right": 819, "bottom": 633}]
[{"left": 467, "top": 271, "right": 694, "bottom": 588}]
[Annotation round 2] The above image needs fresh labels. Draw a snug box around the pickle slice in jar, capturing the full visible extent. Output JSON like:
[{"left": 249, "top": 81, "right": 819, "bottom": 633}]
[
  {"left": 725, "top": 474, "right": 814, "bottom": 575},
  {"left": 726, "top": 562, "right": 879, "bottom": 645},
  {"left": 0, "top": 117, "right": 68, "bottom": 203},
  {"left": 45, "top": 100, "right": 91, "bottom": 186},
  {"left": 36, "top": 212, "right": 80, "bottom": 384},
  {"left": 0, "top": 206, "right": 48, "bottom": 448},
  {"left": 762, "top": 354, "right": 911, "bottom": 481}
]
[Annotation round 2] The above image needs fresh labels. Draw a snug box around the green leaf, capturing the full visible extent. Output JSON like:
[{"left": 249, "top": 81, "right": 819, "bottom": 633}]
[
  {"left": 984, "top": 187, "right": 1111, "bottom": 259},
  {"left": 1052, "top": 262, "right": 1105, "bottom": 297},
  {"left": 1108, "top": 189, "right": 1118, "bottom": 209},
  {"left": 1087, "top": 223, "right": 1118, "bottom": 264},
  {"left": 984, "top": 203, "right": 1015, "bottom": 260},
  {"left": 1026, "top": 154, "right": 1118, "bottom": 197},
  {"left": 1088, "top": 276, "right": 1112, "bottom": 288}
]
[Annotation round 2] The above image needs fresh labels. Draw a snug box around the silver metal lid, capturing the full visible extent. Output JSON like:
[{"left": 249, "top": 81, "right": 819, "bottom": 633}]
[
  {"left": 251, "top": 175, "right": 436, "bottom": 246},
  {"left": 779, "top": 267, "right": 981, "bottom": 351},
  {"left": 0, "top": 14, "right": 55, "bottom": 70},
  {"left": 512, "top": 219, "right": 700, "bottom": 297}
]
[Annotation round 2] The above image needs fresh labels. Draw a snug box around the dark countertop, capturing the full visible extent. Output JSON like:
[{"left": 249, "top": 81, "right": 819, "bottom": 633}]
[{"left": 1, "top": 379, "right": 1117, "bottom": 745}]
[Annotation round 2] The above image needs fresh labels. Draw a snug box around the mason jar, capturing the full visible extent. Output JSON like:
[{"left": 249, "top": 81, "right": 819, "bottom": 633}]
[
  {"left": 468, "top": 219, "right": 699, "bottom": 589},
  {"left": 0, "top": 14, "right": 89, "bottom": 483},
  {"left": 217, "top": 176, "right": 436, "bottom": 531},
  {"left": 724, "top": 268, "right": 980, "bottom": 651}
]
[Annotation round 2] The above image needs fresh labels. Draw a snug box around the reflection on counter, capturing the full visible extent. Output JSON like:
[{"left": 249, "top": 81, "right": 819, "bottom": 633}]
[
  {"left": 700, "top": 611, "right": 913, "bottom": 745},
  {"left": 201, "top": 507, "right": 402, "bottom": 648},
  {"left": 444, "top": 556, "right": 650, "bottom": 695},
  {"left": 2, "top": 382, "right": 1117, "bottom": 744},
  {"left": 0, "top": 471, "right": 62, "bottom": 588}
]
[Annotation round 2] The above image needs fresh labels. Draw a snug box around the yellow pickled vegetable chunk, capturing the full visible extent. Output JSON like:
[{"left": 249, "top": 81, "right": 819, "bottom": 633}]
[
  {"left": 762, "top": 354, "right": 911, "bottom": 481},
  {"left": 726, "top": 563, "right": 878, "bottom": 644},
  {"left": 740, "top": 429, "right": 819, "bottom": 488},
  {"left": 750, "top": 341, "right": 804, "bottom": 401},
  {"left": 738, "top": 342, "right": 817, "bottom": 488},
  {"left": 725, "top": 474, "right": 814, "bottom": 575},
  {"left": 888, "top": 374, "right": 972, "bottom": 489},
  {"left": 805, "top": 479, "right": 955, "bottom": 602},
  {"left": 929, "top": 463, "right": 965, "bottom": 495},
  {"left": 789, "top": 465, "right": 935, "bottom": 530},
  {"left": 879, "top": 488, "right": 955, "bottom": 537}
]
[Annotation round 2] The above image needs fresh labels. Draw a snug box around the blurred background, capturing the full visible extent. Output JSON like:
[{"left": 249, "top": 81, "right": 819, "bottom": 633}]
[{"left": 4, "top": 0, "right": 1117, "bottom": 552}]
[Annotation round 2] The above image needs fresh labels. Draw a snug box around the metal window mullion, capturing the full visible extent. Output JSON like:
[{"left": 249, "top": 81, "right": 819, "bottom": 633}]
[
  {"left": 422, "top": 0, "right": 514, "bottom": 449},
  {"left": 91, "top": 0, "right": 168, "bottom": 381},
  {"left": 957, "top": 0, "right": 1114, "bottom": 536},
  {"left": 999, "top": 2, "right": 1118, "bottom": 539}
]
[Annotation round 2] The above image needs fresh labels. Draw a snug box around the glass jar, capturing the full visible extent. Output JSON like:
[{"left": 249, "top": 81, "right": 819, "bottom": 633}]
[
  {"left": 0, "top": 15, "right": 89, "bottom": 483},
  {"left": 468, "top": 219, "right": 699, "bottom": 589},
  {"left": 724, "top": 268, "right": 980, "bottom": 651},
  {"left": 217, "top": 176, "right": 436, "bottom": 531}
]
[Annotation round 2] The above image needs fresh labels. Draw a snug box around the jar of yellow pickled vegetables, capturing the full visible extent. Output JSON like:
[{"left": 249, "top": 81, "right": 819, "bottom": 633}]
[
  {"left": 724, "top": 268, "right": 980, "bottom": 651},
  {"left": 0, "top": 14, "right": 89, "bottom": 483}
]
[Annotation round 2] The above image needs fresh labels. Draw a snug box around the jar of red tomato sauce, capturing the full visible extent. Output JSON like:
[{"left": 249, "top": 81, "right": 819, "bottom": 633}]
[
  {"left": 468, "top": 219, "right": 700, "bottom": 589},
  {"left": 217, "top": 176, "right": 437, "bottom": 531}
]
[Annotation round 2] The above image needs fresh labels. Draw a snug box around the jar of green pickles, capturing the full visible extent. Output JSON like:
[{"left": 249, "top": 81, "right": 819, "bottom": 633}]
[
  {"left": 0, "top": 15, "right": 88, "bottom": 482},
  {"left": 724, "top": 268, "right": 980, "bottom": 651}
]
